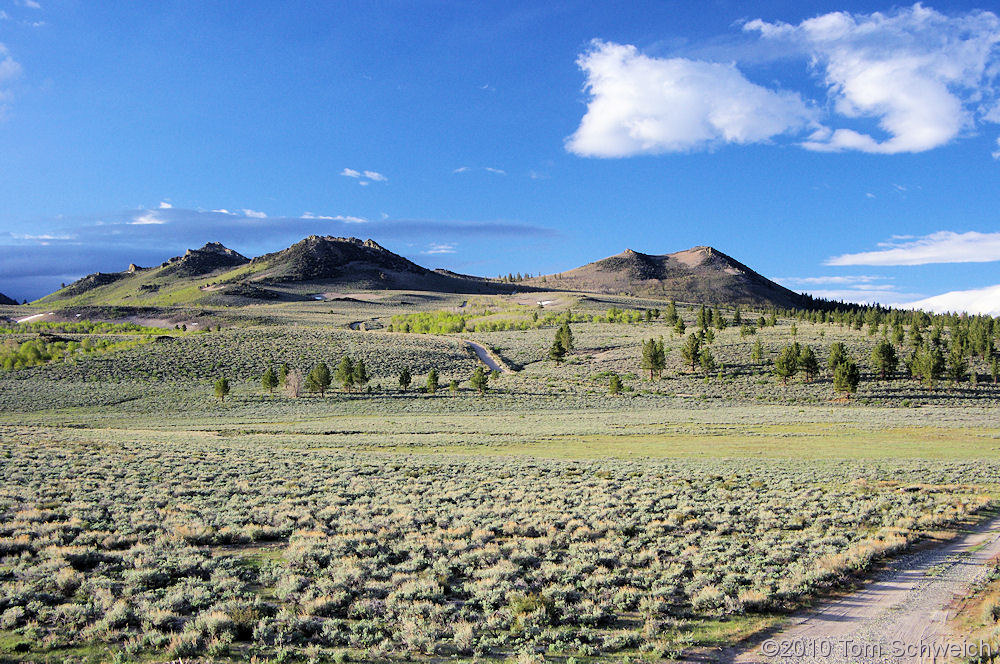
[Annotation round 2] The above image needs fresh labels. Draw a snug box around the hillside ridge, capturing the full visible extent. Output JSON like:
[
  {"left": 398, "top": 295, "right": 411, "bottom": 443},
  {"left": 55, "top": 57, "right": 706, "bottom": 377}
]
[
  {"left": 527, "top": 244, "right": 810, "bottom": 308},
  {"left": 25, "top": 237, "right": 823, "bottom": 308}
]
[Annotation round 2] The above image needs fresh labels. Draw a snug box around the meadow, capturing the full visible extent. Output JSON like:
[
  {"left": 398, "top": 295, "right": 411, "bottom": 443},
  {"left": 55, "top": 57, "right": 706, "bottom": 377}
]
[{"left": 1, "top": 294, "right": 1000, "bottom": 662}]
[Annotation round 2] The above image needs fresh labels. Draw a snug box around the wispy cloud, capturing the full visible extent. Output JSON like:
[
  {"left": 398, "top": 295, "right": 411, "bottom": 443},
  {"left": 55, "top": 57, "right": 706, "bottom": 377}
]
[
  {"left": 130, "top": 211, "right": 166, "bottom": 225},
  {"left": 778, "top": 274, "right": 919, "bottom": 306},
  {"left": 827, "top": 231, "right": 1000, "bottom": 266},
  {"left": 453, "top": 166, "right": 507, "bottom": 175},
  {"left": 422, "top": 242, "right": 457, "bottom": 255},
  {"left": 0, "top": 206, "right": 554, "bottom": 299},
  {"left": 0, "top": 43, "right": 23, "bottom": 115},
  {"left": 9, "top": 233, "right": 75, "bottom": 243},
  {"left": 779, "top": 275, "right": 889, "bottom": 287},
  {"left": 240, "top": 208, "right": 267, "bottom": 219},
  {"left": 341, "top": 168, "right": 387, "bottom": 184},
  {"left": 158, "top": 201, "right": 172, "bottom": 209},
  {"left": 301, "top": 212, "right": 368, "bottom": 223},
  {"left": 566, "top": 40, "right": 815, "bottom": 156}
]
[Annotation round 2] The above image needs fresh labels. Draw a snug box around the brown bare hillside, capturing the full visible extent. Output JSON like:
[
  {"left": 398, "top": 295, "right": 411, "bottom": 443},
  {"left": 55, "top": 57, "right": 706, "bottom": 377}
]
[{"left": 528, "top": 246, "right": 809, "bottom": 308}]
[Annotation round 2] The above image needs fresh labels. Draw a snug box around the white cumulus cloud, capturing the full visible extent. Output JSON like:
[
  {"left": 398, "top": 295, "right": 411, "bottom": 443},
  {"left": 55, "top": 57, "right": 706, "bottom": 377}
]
[
  {"left": 827, "top": 231, "right": 1000, "bottom": 266},
  {"left": 746, "top": 4, "right": 1000, "bottom": 154},
  {"left": 158, "top": 201, "right": 172, "bottom": 209},
  {"left": 570, "top": 6, "right": 1000, "bottom": 157},
  {"left": 240, "top": 209, "right": 267, "bottom": 219},
  {"left": 906, "top": 284, "right": 1000, "bottom": 315},
  {"left": 566, "top": 40, "right": 816, "bottom": 156}
]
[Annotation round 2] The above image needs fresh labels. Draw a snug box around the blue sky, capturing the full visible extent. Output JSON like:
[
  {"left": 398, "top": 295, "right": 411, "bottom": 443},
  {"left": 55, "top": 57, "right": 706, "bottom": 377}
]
[{"left": 2, "top": 1, "right": 1000, "bottom": 312}]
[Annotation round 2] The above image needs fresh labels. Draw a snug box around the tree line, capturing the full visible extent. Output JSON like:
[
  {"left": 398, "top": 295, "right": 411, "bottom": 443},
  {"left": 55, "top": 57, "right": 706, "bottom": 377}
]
[{"left": 214, "top": 358, "right": 497, "bottom": 401}]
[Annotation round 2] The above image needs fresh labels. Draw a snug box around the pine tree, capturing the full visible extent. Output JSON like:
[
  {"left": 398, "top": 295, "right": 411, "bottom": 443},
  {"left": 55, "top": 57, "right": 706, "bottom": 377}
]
[
  {"left": 556, "top": 322, "right": 574, "bottom": 351},
  {"left": 549, "top": 337, "right": 566, "bottom": 363},
  {"left": 279, "top": 363, "right": 290, "bottom": 386},
  {"left": 335, "top": 356, "right": 355, "bottom": 392},
  {"left": 751, "top": 338, "right": 763, "bottom": 363},
  {"left": 773, "top": 345, "right": 798, "bottom": 384},
  {"left": 698, "top": 305, "right": 709, "bottom": 330},
  {"left": 398, "top": 368, "right": 412, "bottom": 392},
  {"left": 470, "top": 365, "right": 488, "bottom": 395},
  {"left": 426, "top": 368, "right": 439, "bottom": 394},
  {"left": 639, "top": 338, "right": 666, "bottom": 379},
  {"left": 352, "top": 360, "right": 369, "bottom": 390},
  {"left": 700, "top": 348, "right": 716, "bottom": 375},
  {"left": 908, "top": 322, "right": 924, "bottom": 351},
  {"left": 262, "top": 367, "right": 279, "bottom": 394},
  {"left": 833, "top": 359, "right": 861, "bottom": 398},
  {"left": 665, "top": 300, "right": 678, "bottom": 324},
  {"left": 913, "top": 343, "right": 945, "bottom": 389},
  {"left": 733, "top": 306, "right": 742, "bottom": 326},
  {"left": 681, "top": 333, "right": 701, "bottom": 371},
  {"left": 991, "top": 358, "right": 999, "bottom": 385},
  {"left": 306, "top": 362, "right": 332, "bottom": 396},
  {"left": 798, "top": 345, "right": 819, "bottom": 382},
  {"left": 449, "top": 379, "right": 459, "bottom": 394},
  {"left": 214, "top": 377, "right": 230, "bottom": 401},
  {"left": 609, "top": 374, "right": 622, "bottom": 395},
  {"left": 653, "top": 338, "right": 666, "bottom": 378},
  {"left": 674, "top": 317, "right": 686, "bottom": 336},
  {"left": 828, "top": 342, "right": 847, "bottom": 375},
  {"left": 870, "top": 339, "right": 898, "bottom": 380},
  {"left": 946, "top": 343, "right": 968, "bottom": 383},
  {"left": 891, "top": 323, "right": 905, "bottom": 347}
]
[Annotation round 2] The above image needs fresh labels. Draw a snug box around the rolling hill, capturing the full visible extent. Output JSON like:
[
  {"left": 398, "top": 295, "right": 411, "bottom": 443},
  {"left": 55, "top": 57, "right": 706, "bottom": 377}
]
[
  {"left": 35, "top": 236, "right": 523, "bottom": 306},
  {"left": 29, "top": 237, "right": 824, "bottom": 309},
  {"left": 527, "top": 246, "right": 813, "bottom": 308}
]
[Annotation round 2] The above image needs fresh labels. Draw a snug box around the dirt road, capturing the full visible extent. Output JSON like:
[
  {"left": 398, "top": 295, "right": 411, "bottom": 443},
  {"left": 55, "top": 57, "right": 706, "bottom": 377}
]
[
  {"left": 730, "top": 514, "right": 1000, "bottom": 663},
  {"left": 348, "top": 322, "right": 511, "bottom": 374},
  {"left": 465, "top": 339, "right": 509, "bottom": 373}
]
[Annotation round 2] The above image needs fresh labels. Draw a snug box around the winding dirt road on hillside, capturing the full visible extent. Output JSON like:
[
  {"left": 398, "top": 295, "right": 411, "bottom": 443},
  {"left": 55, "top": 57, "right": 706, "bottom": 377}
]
[
  {"left": 727, "top": 514, "right": 1000, "bottom": 664},
  {"left": 347, "top": 321, "right": 511, "bottom": 374}
]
